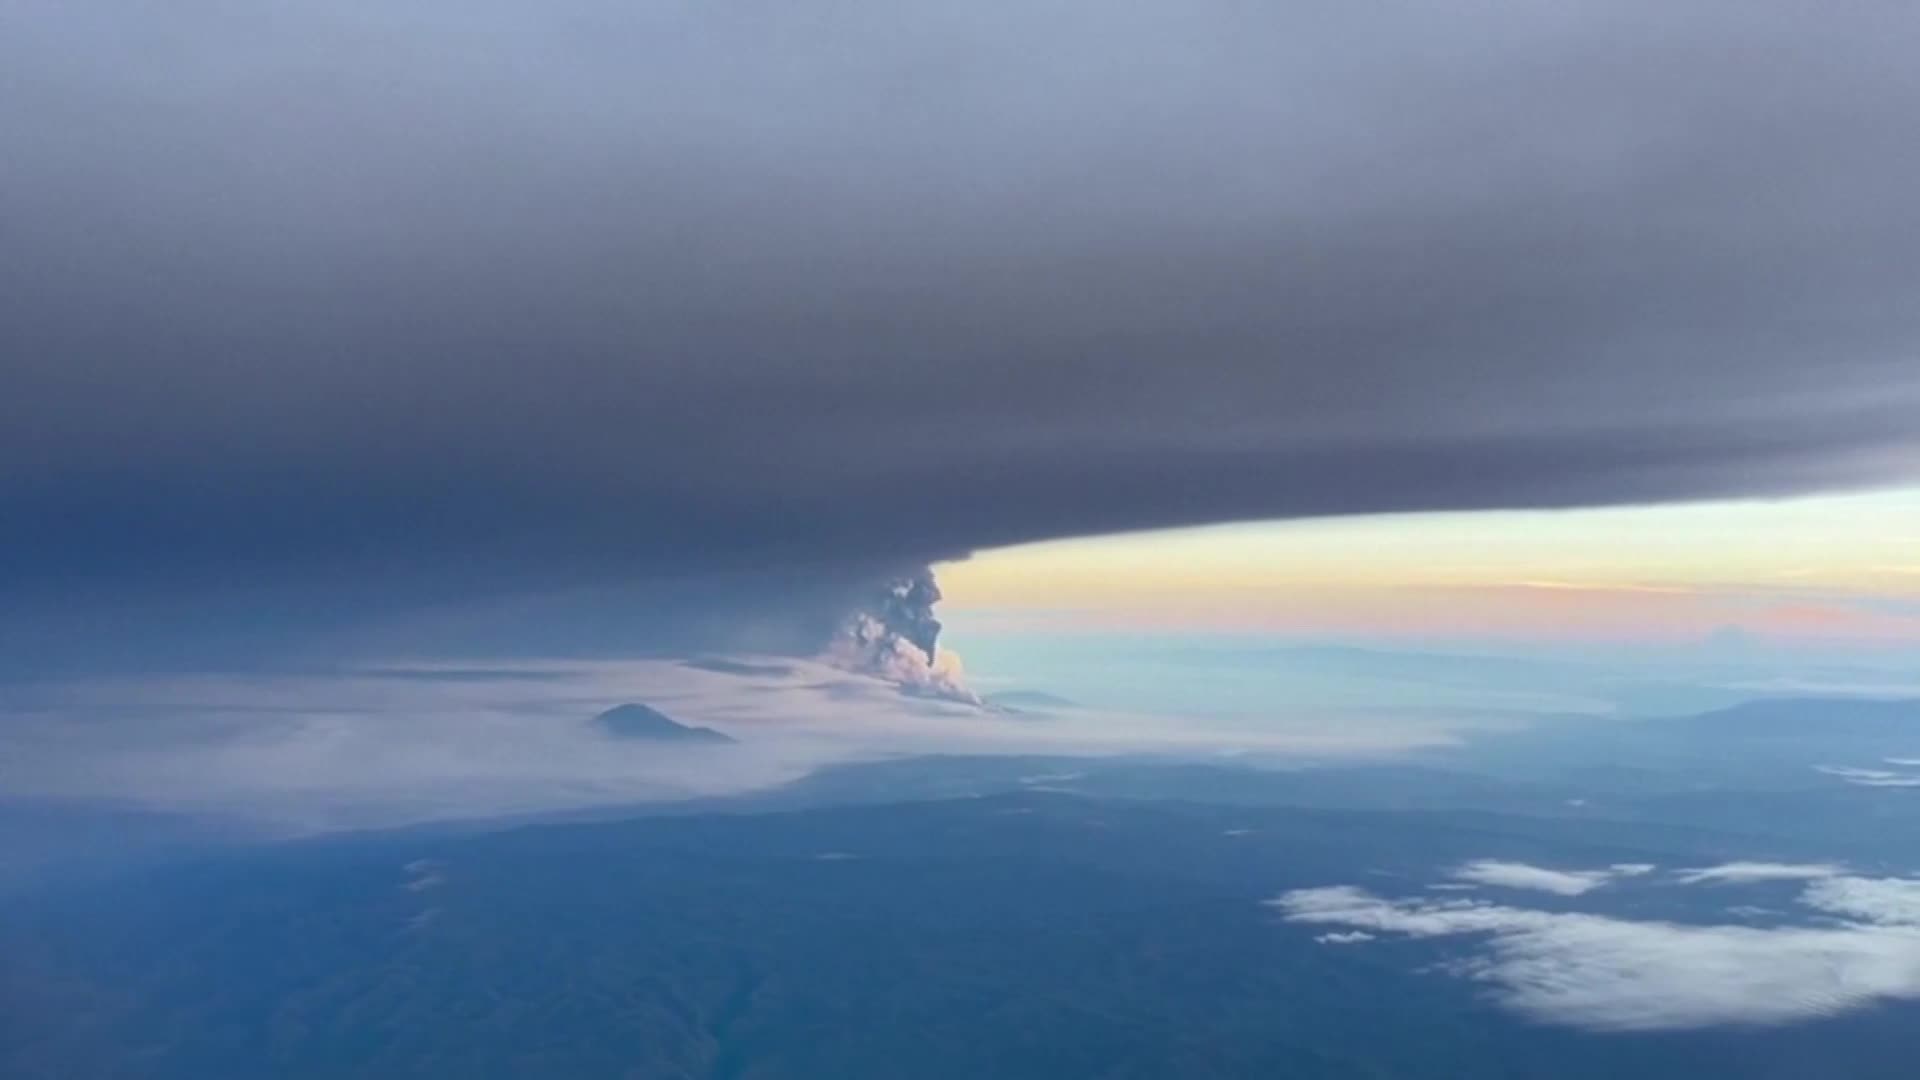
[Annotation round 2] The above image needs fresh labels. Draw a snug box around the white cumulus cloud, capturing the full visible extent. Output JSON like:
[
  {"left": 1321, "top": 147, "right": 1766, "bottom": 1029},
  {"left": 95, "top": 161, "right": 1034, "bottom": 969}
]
[
  {"left": 1802, "top": 876, "right": 1920, "bottom": 927},
  {"left": 1815, "top": 765, "right": 1920, "bottom": 787},
  {"left": 1448, "top": 860, "right": 1644, "bottom": 896},
  {"left": 1674, "top": 862, "right": 1845, "bottom": 885},
  {"left": 1271, "top": 884, "right": 1920, "bottom": 1031}
]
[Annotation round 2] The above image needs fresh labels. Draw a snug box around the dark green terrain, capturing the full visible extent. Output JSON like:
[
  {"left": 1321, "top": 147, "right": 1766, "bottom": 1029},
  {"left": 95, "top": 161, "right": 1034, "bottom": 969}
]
[{"left": 6, "top": 778, "right": 1916, "bottom": 1079}]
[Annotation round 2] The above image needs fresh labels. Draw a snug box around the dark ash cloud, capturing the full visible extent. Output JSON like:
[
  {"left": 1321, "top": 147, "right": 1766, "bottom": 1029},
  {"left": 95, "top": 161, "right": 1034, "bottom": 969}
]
[
  {"left": 4, "top": 2, "right": 1920, "bottom": 658},
  {"left": 825, "top": 569, "right": 976, "bottom": 701}
]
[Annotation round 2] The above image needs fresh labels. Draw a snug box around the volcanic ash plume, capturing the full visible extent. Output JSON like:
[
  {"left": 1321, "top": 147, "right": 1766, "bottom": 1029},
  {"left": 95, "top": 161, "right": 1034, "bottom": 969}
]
[{"left": 825, "top": 569, "right": 979, "bottom": 703}]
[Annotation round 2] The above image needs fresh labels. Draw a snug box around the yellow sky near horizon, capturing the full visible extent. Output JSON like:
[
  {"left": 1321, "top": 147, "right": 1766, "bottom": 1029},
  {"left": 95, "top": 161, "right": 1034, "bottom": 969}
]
[{"left": 938, "top": 487, "right": 1920, "bottom": 645}]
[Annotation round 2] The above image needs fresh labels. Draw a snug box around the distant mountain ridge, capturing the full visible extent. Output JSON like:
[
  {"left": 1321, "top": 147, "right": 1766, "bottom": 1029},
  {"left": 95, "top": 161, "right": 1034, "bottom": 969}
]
[
  {"left": 591, "top": 704, "right": 734, "bottom": 744},
  {"left": 1665, "top": 697, "right": 1920, "bottom": 740}
]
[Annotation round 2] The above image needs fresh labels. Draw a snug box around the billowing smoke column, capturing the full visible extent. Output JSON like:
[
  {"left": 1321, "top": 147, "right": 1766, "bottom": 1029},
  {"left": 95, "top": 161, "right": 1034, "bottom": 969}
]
[{"left": 825, "top": 568, "right": 978, "bottom": 703}]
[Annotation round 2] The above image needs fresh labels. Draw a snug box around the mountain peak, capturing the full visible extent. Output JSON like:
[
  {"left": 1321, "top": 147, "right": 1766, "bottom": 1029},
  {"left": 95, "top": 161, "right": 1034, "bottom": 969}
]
[{"left": 591, "top": 704, "right": 735, "bottom": 744}]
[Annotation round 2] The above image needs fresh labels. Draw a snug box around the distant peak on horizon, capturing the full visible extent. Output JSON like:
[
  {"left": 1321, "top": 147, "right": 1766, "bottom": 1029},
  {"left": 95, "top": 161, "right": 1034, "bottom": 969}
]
[{"left": 591, "top": 704, "right": 736, "bottom": 745}]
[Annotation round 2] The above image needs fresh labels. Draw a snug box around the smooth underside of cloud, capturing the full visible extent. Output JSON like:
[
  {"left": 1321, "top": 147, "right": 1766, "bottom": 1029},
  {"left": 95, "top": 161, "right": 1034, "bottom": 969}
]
[
  {"left": 6, "top": 1, "right": 1920, "bottom": 670},
  {"left": 1277, "top": 862, "right": 1920, "bottom": 1031}
]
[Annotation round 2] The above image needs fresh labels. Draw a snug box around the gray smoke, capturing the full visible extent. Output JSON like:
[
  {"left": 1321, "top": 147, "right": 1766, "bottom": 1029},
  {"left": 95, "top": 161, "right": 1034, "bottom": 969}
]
[{"left": 824, "top": 568, "right": 978, "bottom": 703}]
